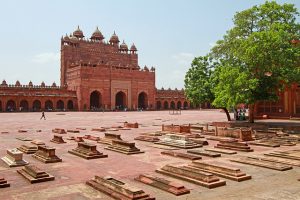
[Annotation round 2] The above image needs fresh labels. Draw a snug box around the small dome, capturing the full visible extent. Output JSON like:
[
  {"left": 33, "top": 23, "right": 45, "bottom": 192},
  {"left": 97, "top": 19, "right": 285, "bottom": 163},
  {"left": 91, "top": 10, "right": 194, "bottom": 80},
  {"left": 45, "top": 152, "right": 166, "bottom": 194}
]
[
  {"left": 29, "top": 81, "right": 33, "bottom": 87},
  {"left": 52, "top": 82, "right": 57, "bottom": 87},
  {"left": 119, "top": 40, "right": 128, "bottom": 51},
  {"left": 41, "top": 81, "right": 45, "bottom": 87},
  {"left": 109, "top": 31, "right": 120, "bottom": 44},
  {"left": 73, "top": 25, "right": 84, "bottom": 38},
  {"left": 90, "top": 27, "right": 104, "bottom": 41},
  {"left": 63, "top": 34, "right": 70, "bottom": 41},
  {"left": 15, "top": 80, "right": 21, "bottom": 86},
  {"left": 130, "top": 43, "right": 137, "bottom": 51},
  {"left": 1, "top": 80, "right": 7, "bottom": 86}
]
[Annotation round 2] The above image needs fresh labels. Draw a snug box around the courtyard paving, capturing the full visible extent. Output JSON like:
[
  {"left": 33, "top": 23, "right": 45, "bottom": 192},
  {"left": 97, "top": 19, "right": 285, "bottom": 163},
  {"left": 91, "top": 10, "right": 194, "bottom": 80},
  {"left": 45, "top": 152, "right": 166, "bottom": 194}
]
[{"left": 0, "top": 110, "right": 299, "bottom": 200}]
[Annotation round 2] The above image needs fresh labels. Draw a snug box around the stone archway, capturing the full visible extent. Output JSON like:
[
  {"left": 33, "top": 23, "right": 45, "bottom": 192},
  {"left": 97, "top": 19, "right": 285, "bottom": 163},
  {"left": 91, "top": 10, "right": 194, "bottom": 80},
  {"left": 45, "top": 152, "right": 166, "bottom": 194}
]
[
  {"left": 6, "top": 100, "right": 16, "bottom": 111},
  {"left": 115, "top": 91, "right": 126, "bottom": 110},
  {"left": 177, "top": 101, "right": 182, "bottom": 109},
  {"left": 45, "top": 100, "right": 53, "bottom": 111},
  {"left": 170, "top": 101, "right": 175, "bottom": 109},
  {"left": 67, "top": 100, "right": 74, "bottom": 110},
  {"left": 156, "top": 101, "right": 162, "bottom": 110},
  {"left": 184, "top": 101, "right": 188, "bottom": 109},
  {"left": 33, "top": 100, "right": 41, "bottom": 111},
  {"left": 20, "top": 100, "right": 29, "bottom": 111},
  {"left": 56, "top": 100, "right": 64, "bottom": 110},
  {"left": 90, "top": 91, "right": 102, "bottom": 110},
  {"left": 138, "top": 92, "right": 148, "bottom": 110},
  {"left": 163, "top": 101, "right": 169, "bottom": 109}
]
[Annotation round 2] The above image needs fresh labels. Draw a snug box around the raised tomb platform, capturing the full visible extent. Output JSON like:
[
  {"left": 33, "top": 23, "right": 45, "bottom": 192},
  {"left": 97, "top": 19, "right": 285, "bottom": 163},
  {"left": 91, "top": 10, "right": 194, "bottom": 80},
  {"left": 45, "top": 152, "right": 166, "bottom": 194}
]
[
  {"left": 17, "top": 165, "right": 55, "bottom": 184},
  {"left": 50, "top": 135, "right": 66, "bottom": 144},
  {"left": 189, "top": 161, "right": 251, "bottom": 181},
  {"left": 161, "top": 151, "right": 202, "bottom": 160},
  {"left": 32, "top": 145, "right": 62, "bottom": 163},
  {"left": 216, "top": 127, "right": 253, "bottom": 141},
  {"left": 154, "top": 134, "right": 202, "bottom": 149},
  {"left": 17, "top": 144, "right": 38, "bottom": 154},
  {"left": 124, "top": 122, "right": 139, "bottom": 128},
  {"left": 135, "top": 174, "right": 190, "bottom": 196},
  {"left": 187, "top": 149, "right": 221, "bottom": 157},
  {"left": 52, "top": 128, "right": 66, "bottom": 134},
  {"left": 156, "top": 164, "right": 226, "bottom": 189},
  {"left": 98, "top": 132, "right": 123, "bottom": 145},
  {"left": 83, "top": 135, "right": 100, "bottom": 141},
  {"left": 31, "top": 140, "right": 45, "bottom": 146},
  {"left": 86, "top": 175, "right": 155, "bottom": 200},
  {"left": 1, "top": 149, "right": 29, "bottom": 167},
  {"left": 134, "top": 135, "right": 160, "bottom": 142},
  {"left": 105, "top": 140, "right": 144, "bottom": 155},
  {"left": 67, "top": 129, "right": 80, "bottom": 133},
  {"left": 68, "top": 142, "right": 108, "bottom": 159},
  {"left": 0, "top": 177, "right": 10, "bottom": 188},
  {"left": 162, "top": 124, "right": 191, "bottom": 133},
  {"left": 215, "top": 141, "right": 254, "bottom": 152},
  {"left": 16, "top": 137, "right": 32, "bottom": 141}
]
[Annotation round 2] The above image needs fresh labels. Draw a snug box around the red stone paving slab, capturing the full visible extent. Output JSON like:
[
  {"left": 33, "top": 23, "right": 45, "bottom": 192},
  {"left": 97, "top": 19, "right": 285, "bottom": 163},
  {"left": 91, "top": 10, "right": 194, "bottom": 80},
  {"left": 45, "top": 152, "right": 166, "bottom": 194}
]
[{"left": 0, "top": 111, "right": 299, "bottom": 200}]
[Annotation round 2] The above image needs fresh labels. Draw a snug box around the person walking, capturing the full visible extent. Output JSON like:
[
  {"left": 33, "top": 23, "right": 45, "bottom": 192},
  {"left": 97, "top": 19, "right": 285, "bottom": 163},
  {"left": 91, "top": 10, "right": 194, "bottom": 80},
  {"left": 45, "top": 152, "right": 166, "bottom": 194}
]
[{"left": 40, "top": 111, "right": 46, "bottom": 120}]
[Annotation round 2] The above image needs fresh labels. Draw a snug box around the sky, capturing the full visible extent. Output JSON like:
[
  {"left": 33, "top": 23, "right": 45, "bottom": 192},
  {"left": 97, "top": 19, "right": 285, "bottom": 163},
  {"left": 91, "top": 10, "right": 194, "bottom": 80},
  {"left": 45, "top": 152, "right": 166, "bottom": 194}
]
[{"left": 0, "top": 0, "right": 299, "bottom": 89}]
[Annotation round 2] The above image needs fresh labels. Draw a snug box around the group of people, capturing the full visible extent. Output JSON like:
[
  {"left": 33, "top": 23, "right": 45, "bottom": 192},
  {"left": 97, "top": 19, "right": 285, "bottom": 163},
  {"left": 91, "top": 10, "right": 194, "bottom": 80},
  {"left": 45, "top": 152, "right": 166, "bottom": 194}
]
[{"left": 235, "top": 108, "right": 247, "bottom": 121}]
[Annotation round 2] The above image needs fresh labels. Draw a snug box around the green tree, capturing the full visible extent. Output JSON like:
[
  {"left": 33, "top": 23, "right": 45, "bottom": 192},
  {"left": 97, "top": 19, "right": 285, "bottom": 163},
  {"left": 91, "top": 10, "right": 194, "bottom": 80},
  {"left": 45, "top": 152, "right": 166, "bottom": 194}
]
[{"left": 210, "top": 1, "right": 300, "bottom": 122}]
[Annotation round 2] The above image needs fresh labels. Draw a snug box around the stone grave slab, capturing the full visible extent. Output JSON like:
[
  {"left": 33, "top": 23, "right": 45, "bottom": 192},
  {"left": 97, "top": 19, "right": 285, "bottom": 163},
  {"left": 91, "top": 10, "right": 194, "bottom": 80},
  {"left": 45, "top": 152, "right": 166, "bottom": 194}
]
[
  {"left": 248, "top": 141, "right": 280, "bottom": 148},
  {"left": 98, "top": 133, "right": 122, "bottom": 145},
  {"left": 50, "top": 135, "right": 66, "bottom": 144},
  {"left": 189, "top": 161, "right": 251, "bottom": 182},
  {"left": 86, "top": 175, "right": 155, "bottom": 200},
  {"left": 161, "top": 151, "right": 202, "bottom": 160},
  {"left": 215, "top": 141, "right": 253, "bottom": 152},
  {"left": 135, "top": 174, "right": 190, "bottom": 196},
  {"left": 1, "top": 149, "right": 29, "bottom": 167},
  {"left": 18, "top": 130, "right": 28, "bottom": 133},
  {"left": 105, "top": 140, "right": 144, "bottom": 155},
  {"left": 32, "top": 146, "right": 62, "bottom": 163},
  {"left": 187, "top": 150, "right": 221, "bottom": 157},
  {"left": 0, "top": 177, "right": 10, "bottom": 188},
  {"left": 68, "top": 142, "right": 108, "bottom": 159},
  {"left": 162, "top": 124, "right": 191, "bottom": 133},
  {"left": 16, "top": 137, "right": 32, "bottom": 141},
  {"left": 205, "top": 148, "right": 237, "bottom": 155},
  {"left": 134, "top": 135, "right": 160, "bottom": 143},
  {"left": 230, "top": 157, "right": 292, "bottom": 171},
  {"left": 154, "top": 134, "right": 201, "bottom": 149},
  {"left": 124, "top": 122, "right": 139, "bottom": 128},
  {"left": 31, "top": 140, "right": 45, "bottom": 146},
  {"left": 264, "top": 150, "right": 300, "bottom": 161},
  {"left": 156, "top": 164, "right": 226, "bottom": 189},
  {"left": 17, "top": 165, "right": 55, "bottom": 184},
  {"left": 67, "top": 129, "right": 80, "bottom": 133},
  {"left": 52, "top": 128, "right": 66, "bottom": 134},
  {"left": 248, "top": 155, "right": 300, "bottom": 167},
  {"left": 91, "top": 128, "right": 106, "bottom": 132},
  {"left": 17, "top": 144, "right": 38, "bottom": 154},
  {"left": 83, "top": 135, "right": 100, "bottom": 141}
]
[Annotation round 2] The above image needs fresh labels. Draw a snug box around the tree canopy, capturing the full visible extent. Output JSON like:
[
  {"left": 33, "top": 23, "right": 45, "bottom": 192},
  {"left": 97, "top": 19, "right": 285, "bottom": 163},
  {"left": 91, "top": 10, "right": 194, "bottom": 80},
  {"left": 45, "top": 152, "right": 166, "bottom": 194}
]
[{"left": 184, "top": 1, "right": 300, "bottom": 122}]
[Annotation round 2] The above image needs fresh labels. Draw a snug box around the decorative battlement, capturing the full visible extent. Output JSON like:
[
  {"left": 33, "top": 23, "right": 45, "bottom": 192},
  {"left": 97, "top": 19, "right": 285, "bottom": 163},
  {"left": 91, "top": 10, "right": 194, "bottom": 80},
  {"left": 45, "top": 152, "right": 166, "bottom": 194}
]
[{"left": 0, "top": 80, "right": 64, "bottom": 89}]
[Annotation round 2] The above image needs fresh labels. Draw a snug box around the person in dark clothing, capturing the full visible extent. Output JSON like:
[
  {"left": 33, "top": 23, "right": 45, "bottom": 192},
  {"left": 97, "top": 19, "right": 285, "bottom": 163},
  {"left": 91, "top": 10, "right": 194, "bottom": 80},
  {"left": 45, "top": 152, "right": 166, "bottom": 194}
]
[{"left": 40, "top": 111, "right": 46, "bottom": 120}]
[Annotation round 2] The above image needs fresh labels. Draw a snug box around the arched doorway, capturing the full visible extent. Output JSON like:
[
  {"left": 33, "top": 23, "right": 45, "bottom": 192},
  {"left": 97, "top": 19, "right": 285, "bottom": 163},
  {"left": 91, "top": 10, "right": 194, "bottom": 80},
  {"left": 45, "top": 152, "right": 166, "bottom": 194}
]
[
  {"left": 138, "top": 92, "right": 148, "bottom": 110},
  {"left": 184, "top": 101, "right": 188, "bottom": 109},
  {"left": 163, "top": 101, "right": 169, "bottom": 109},
  {"left": 90, "top": 91, "right": 102, "bottom": 110},
  {"left": 33, "top": 100, "right": 41, "bottom": 111},
  {"left": 20, "top": 100, "right": 29, "bottom": 111},
  {"left": 170, "top": 101, "right": 175, "bottom": 109},
  {"left": 57, "top": 100, "right": 64, "bottom": 110},
  {"left": 177, "top": 101, "right": 182, "bottom": 109},
  {"left": 115, "top": 91, "right": 126, "bottom": 110},
  {"left": 156, "top": 101, "right": 162, "bottom": 110},
  {"left": 45, "top": 100, "right": 53, "bottom": 111},
  {"left": 6, "top": 100, "right": 16, "bottom": 111},
  {"left": 67, "top": 100, "right": 74, "bottom": 110}
]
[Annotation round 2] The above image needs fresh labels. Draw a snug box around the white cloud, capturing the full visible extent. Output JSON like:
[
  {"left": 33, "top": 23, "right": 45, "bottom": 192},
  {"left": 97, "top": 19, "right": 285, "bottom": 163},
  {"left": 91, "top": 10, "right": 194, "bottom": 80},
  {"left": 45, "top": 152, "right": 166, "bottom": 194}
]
[
  {"left": 32, "top": 52, "right": 60, "bottom": 64},
  {"left": 172, "top": 52, "right": 194, "bottom": 65}
]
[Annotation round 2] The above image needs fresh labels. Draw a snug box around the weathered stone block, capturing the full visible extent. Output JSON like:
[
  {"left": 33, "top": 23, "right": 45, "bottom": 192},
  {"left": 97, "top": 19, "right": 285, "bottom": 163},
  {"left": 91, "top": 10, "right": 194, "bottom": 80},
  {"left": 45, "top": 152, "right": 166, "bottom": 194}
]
[
  {"left": 52, "top": 128, "right": 66, "bottom": 134},
  {"left": 134, "top": 135, "right": 159, "bottom": 142},
  {"left": 0, "top": 177, "right": 10, "bottom": 188},
  {"left": 83, "top": 135, "right": 100, "bottom": 141},
  {"left": 105, "top": 140, "right": 144, "bottom": 155},
  {"left": 1, "top": 149, "right": 29, "bottom": 167},
  {"left": 124, "top": 122, "right": 139, "bottom": 128},
  {"left": 32, "top": 146, "right": 62, "bottom": 163},
  {"left": 98, "top": 132, "right": 122, "bottom": 145},
  {"left": 162, "top": 124, "right": 191, "bottom": 133},
  {"left": 50, "top": 135, "right": 66, "bottom": 144},
  {"left": 187, "top": 150, "right": 221, "bottom": 157},
  {"left": 17, "top": 144, "right": 38, "bottom": 154},
  {"left": 17, "top": 165, "right": 55, "bottom": 184},
  {"left": 31, "top": 140, "right": 45, "bottom": 146},
  {"left": 161, "top": 151, "right": 202, "bottom": 160},
  {"left": 154, "top": 134, "right": 201, "bottom": 149},
  {"left": 68, "top": 142, "right": 108, "bottom": 159}
]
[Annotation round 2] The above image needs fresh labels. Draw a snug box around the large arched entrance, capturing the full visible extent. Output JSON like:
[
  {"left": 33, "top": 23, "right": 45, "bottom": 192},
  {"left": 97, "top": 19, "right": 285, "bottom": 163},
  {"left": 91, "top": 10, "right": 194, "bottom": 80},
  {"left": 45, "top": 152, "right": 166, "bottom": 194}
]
[
  {"left": 163, "top": 101, "right": 169, "bottom": 109},
  {"left": 20, "top": 100, "right": 29, "bottom": 111},
  {"left": 156, "top": 101, "right": 162, "bottom": 110},
  {"left": 45, "top": 100, "right": 53, "bottom": 111},
  {"left": 115, "top": 91, "right": 126, "bottom": 110},
  {"left": 67, "top": 100, "right": 74, "bottom": 110},
  {"left": 6, "top": 100, "right": 16, "bottom": 111},
  {"left": 90, "top": 91, "right": 102, "bottom": 110},
  {"left": 33, "top": 100, "right": 41, "bottom": 111},
  {"left": 184, "top": 101, "right": 188, "bottom": 109},
  {"left": 170, "top": 101, "right": 175, "bottom": 109},
  {"left": 177, "top": 101, "right": 182, "bottom": 109},
  {"left": 138, "top": 92, "right": 148, "bottom": 110},
  {"left": 57, "top": 100, "right": 64, "bottom": 110}
]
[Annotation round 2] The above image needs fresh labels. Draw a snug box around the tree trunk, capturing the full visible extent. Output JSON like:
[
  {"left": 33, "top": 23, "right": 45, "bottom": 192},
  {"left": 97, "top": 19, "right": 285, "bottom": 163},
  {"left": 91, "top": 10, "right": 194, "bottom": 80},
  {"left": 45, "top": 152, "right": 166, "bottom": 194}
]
[
  {"left": 221, "top": 107, "right": 231, "bottom": 121},
  {"left": 248, "top": 104, "right": 254, "bottom": 123}
]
